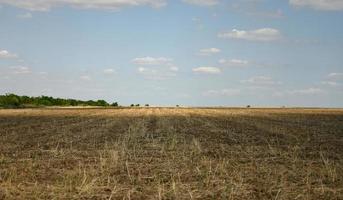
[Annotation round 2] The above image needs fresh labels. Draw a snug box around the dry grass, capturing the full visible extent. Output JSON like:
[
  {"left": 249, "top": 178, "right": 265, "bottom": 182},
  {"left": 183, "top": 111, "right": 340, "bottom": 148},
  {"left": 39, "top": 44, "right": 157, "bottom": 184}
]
[{"left": 0, "top": 108, "right": 342, "bottom": 199}]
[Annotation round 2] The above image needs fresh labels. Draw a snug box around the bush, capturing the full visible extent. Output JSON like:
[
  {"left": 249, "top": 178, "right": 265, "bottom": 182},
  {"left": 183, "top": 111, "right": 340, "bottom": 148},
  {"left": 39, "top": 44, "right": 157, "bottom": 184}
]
[
  {"left": 96, "top": 100, "right": 109, "bottom": 107},
  {"left": 0, "top": 93, "right": 116, "bottom": 108},
  {"left": 0, "top": 94, "right": 20, "bottom": 108}
]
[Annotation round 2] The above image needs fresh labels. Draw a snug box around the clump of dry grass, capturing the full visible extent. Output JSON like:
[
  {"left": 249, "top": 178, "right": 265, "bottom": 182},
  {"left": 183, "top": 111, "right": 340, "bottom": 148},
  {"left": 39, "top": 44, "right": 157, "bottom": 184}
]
[{"left": 0, "top": 108, "right": 342, "bottom": 199}]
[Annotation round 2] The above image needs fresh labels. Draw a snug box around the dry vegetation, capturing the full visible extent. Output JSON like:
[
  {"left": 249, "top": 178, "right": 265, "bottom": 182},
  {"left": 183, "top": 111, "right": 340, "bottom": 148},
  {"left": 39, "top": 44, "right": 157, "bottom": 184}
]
[{"left": 0, "top": 108, "right": 342, "bottom": 199}]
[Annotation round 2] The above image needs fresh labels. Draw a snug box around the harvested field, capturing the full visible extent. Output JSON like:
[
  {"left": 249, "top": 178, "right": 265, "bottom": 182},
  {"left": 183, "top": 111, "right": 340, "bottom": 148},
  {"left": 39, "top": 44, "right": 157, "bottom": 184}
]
[{"left": 0, "top": 108, "right": 342, "bottom": 199}]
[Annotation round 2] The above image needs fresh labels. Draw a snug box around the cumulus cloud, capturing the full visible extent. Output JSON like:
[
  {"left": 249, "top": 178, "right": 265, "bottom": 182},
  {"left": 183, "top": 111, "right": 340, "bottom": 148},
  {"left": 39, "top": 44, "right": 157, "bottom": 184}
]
[
  {"left": 241, "top": 76, "right": 282, "bottom": 85},
  {"left": 289, "top": 0, "right": 343, "bottom": 11},
  {"left": 274, "top": 87, "right": 324, "bottom": 98},
  {"left": 80, "top": 75, "right": 91, "bottom": 81},
  {"left": 169, "top": 66, "right": 179, "bottom": 72},
  {"left": 137, "top": 67, "right": 176, "bottom": 80},
  {"left": 288, "top": 88, "right": 323, "bottom": 95},
  {"left": 321, "top": 81, "right": 339, "bottom": 86},
  {"left": 0, "top": 0, "right": 167, "bottom": 11},
  {"left": 219, "top": 58, "right": 249, "bottom": 67},
  {"left": 10, "top": 66, "right": 31, "bottom": 74},
  {"left": 103, "top": 68, "right": 115, "bottom": 74},
  {"left": 248, "top": 9, "right": 284, "bottom": 19},
  {"left": 198, "top": 48, "right": 221, "bottom": 56},
  {"left": 328, "top": 72, "right": 343, "bottom": 80},
  {"left": 203, "top": 89, "right": 240, "bottom": 97},
  {"left": 132, "top": 56, "right": 172, "bottom": 65},
  {"left": 192, "top": 67, "right": 221, "bottom": 74},
  {"left": 192, "top": 17, "right": 200, "bottom": 22},
  {"left": 182, "top": 0, "right": 219, "bottom": 6},
  {"left": 138, "top": 67, "right": 148, "bottom": 73},
  {"left": 218, "top": 28, "right": 282, "bottom": 42},
  {"left": 133, "top": 56, "right": 178, "bottom": 80},
  {"left": 321, "top": 72, "right": 343, "bottom": 87},
  {"left": 38, "top": 72, "right": 48, "bottom": 75},
  {"left": 0, "top": 49, "right": 18, "bottom": 59},
  {"left": 17, "top": 12, "right": 32, "bottom": 19}
]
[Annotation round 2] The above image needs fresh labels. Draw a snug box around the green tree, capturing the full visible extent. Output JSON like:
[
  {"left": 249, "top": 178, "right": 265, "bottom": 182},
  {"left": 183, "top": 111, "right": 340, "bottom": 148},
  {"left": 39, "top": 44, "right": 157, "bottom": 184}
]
[
  {"left": 0, "top": 94, "right": 21, "bottom": 108},
  {"left": 96, "top": 100, "right": 109, "bottom": 107},
  {"left": 0, "top": 93, "right": 117, "bottom": 108}
]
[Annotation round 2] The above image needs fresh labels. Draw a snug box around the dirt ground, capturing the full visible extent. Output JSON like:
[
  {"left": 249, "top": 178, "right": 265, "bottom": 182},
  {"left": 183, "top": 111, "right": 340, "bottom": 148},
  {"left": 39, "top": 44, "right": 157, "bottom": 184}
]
[{"left": 0, "top": 108, "right": 342, "bottom": 199}]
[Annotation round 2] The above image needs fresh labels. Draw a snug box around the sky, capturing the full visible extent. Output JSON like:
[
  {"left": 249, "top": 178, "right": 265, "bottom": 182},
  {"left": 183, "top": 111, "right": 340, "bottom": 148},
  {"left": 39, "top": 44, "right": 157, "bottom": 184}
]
[{"left": 0, "top": 0, "right": 343, "bottom": 107}]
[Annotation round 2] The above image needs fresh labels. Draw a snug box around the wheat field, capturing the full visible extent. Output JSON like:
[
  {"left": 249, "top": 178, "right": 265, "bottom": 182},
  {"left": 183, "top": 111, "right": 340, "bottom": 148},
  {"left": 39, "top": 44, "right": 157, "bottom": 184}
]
[{"left": 0, "top": 108, "right": 342, "bottom": 199}]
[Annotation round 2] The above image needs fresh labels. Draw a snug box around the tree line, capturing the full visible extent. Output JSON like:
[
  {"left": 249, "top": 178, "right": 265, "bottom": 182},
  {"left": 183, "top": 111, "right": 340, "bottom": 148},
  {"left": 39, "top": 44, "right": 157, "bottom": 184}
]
[{"left": 0, "top": 94, "right": 118, "bottom": 108}]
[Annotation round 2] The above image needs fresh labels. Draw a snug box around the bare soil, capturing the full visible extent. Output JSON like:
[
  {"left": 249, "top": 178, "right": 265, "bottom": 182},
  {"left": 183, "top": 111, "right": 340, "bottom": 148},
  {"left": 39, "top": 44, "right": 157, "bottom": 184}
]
[{"left": 0, "top": 108, "right": 342, "bottom": 199}]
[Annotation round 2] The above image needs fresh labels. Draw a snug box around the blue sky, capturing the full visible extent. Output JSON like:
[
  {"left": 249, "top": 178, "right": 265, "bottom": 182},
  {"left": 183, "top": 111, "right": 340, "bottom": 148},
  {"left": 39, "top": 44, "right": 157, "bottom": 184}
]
[{"left": 1, "top": 0, "right": 343, "bottom": 107}]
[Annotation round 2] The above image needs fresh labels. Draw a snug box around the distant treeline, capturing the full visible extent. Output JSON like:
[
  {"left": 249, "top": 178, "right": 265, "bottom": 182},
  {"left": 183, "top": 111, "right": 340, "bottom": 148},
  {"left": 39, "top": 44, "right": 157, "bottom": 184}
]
[{"left": 0, "top": 94, "right": 118, "bottom": 108}]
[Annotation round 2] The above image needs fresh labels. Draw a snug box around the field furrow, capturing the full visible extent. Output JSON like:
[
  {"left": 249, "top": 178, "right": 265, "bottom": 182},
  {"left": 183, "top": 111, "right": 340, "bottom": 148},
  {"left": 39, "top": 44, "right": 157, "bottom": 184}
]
[{"left": 0, "top": 108, "right": 342, "bottom": 199}]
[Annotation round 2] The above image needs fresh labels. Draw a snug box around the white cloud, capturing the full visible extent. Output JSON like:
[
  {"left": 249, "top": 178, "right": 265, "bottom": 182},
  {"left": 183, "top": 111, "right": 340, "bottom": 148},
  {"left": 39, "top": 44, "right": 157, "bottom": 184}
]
[
  {"left": 227, "top": 1, "right": 284, "bottom": 19},
  {"left": 134, "top": 56, "right": 178, "bottom": 79},
  {"left": 203, "top": 89, "right": 241, "bottom": 97},
  {"left": 17, "top": 12, "right": 32, "bottom": 19},
  {"left": 137, "top": 67, "right": 176, "bottom": 80},
  {"left": 169, "top": 66, "right": 179, "bottom": 72},
  {"left": 321, "top": 73, "right": 343, "bottom": 87},
  {"left": 289, "top": 0, "right": 343, "bottom": 11},
  {"left": 182, "top": 0, "right": 219, "bottom": 6},
  {"left": 132, "top": 56, "right": 172, "bottom": 65},
  {"left": 10, "top": 66, "right": 31, "bottom": 74},
  {"left": 241, "top": 76, "right": 281, "bottom": 85},
  {"left": 198, "top": 48, "right": 221, "bottom": 56},
  {"left": 218, "top": 28, "right": 282, "bottom": 42},
  {"left": 191, "top": 16, "right": 205, "bottom": 30},
  {"left": 192, "top": 17, "right": 200, "bottom": 22},
  {"left": 103, "top": 68, "right": 115, "bottom": 74},
  {"left": 0, "top": 49, "right": 18, "bottom": 59},
  {"left": 328, "top": 72, "right": 343, "bottom": 80},
  {"left": 321, "top": 81, "right": 339, "bottom": 86},
  {"left": 138, "top": 67, "right": 147, "bottom": 73},
  {"left": 219, "top": 58, "right": 249, "bottom": 67},
  {"left": 192, "top": 67, "right": 221, "bottom": 74},
  {"left": 80, "top": 75, "right": 91, "bottom": 81},
  {"left": 288, "top": 88, "right": 323, "bottom": 95},
  {"left": 248, "top": 9, "right": 284, "bottom": 19},
  {"left": 274, "top": 87, "right": 326, "bottom": 98},
  {"left": 38, "top": 72, "right": 48, "bottom": 75},
  {"left": 0, "top": 0, "right": 166, "bottom": 11}
]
